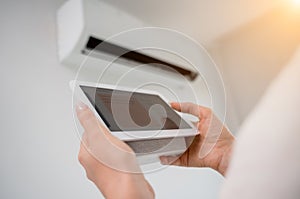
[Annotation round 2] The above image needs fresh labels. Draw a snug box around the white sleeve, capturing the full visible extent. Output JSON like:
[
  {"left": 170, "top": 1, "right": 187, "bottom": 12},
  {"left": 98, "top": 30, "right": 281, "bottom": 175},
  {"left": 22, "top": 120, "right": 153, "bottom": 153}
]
[{"left": 220, "top": 48, "right": 300, "bottom": 199}]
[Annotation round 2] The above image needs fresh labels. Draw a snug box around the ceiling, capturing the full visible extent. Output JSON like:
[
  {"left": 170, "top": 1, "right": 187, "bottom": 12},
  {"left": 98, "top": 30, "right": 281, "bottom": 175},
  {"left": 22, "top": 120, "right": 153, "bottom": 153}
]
[{"left": 101, "top": 0, "right": 285, "bottom": 45}]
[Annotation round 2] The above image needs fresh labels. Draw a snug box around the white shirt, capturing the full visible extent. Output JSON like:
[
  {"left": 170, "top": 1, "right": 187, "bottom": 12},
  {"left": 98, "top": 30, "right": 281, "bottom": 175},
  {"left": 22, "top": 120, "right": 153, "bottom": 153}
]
[{"left": 220, "top": 48, "right": 300, "bottom": 199}]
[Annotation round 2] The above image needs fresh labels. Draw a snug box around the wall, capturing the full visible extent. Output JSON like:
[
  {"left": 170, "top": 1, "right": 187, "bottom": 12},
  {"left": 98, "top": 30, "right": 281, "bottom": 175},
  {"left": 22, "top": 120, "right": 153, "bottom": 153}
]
[
  {"left": 210, "top": 5, "right": 300, "bottom": 124},
  {"left": 0, "top": 0, "right": 223, "bottom": 198}
]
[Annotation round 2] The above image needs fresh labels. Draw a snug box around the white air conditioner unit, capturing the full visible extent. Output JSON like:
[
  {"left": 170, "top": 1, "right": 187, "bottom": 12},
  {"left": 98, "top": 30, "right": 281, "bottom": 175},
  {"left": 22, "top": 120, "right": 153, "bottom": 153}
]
[{"left": 56, "top": 0, "right": 198, "bottom": 81}]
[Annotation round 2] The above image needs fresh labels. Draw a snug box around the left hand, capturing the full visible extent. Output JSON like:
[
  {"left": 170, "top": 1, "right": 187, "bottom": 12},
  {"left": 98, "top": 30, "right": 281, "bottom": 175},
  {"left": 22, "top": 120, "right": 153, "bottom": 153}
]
[
  {"left": 76, "top": 102, "right": 154, "bottom": 199},
  {"left": 160, "top": 102, "right": 235, "bottom": 176}
]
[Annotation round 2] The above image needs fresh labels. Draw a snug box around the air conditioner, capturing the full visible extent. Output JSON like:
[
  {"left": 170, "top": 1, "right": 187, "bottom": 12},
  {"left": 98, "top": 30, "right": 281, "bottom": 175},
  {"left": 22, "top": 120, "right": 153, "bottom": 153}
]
[{"left": 56, "top": 0, "right": 198, "bottom": 81}]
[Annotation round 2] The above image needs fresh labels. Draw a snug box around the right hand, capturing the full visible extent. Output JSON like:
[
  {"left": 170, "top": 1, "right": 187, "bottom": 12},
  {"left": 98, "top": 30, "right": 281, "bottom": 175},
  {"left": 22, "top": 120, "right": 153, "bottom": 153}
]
[{"left": 160, "top": 102, "right": 235, "bottom": 176}]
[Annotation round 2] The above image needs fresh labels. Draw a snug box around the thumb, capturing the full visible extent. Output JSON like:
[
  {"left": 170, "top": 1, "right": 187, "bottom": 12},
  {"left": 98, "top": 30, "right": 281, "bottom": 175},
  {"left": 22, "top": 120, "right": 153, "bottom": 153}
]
[
  {"left": 159, "top": 156, "right": 182, "bottom": 166},
  {"left": 76, "top": 102, "right": 111, "bottom": 139}
]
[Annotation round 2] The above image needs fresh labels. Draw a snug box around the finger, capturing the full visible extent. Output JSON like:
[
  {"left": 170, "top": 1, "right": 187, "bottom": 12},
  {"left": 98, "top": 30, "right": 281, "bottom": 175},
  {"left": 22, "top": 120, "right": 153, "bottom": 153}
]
[
  {"left": 76, "top": 102, "right": 108, "bottom": 137},
  {"left": 79, "top": 132, "right": 93, "bottom": 158},
  {"left": 159, "top": 156, "right": 182, "bottom": 166},
  {"left": 76, "top": 103, "right": 116, "bottom": 153},
  {"left": 81, "top": 132, "right": 88, "bottom": 145},
  {"left": 192, "top": 121, "right": 199, "bottom": 128},
  {"left": 78, "top": 141, "right": 88, "bottom": 166},
  {"left": 171, "top": 102, "right": 203, "bottom": 117},
  {"left": 198, "top": 115, "right": 223, "bottom": 158}
]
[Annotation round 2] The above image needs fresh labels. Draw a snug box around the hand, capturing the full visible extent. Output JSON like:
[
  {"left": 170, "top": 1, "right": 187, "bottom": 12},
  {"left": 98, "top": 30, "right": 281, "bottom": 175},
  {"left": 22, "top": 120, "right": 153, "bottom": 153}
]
[
  {"left": 160, "top": 102, "right": 235, "bottom": 176},
  {"left": 76, "top": 103, "right": 154, "bottom": 199}
]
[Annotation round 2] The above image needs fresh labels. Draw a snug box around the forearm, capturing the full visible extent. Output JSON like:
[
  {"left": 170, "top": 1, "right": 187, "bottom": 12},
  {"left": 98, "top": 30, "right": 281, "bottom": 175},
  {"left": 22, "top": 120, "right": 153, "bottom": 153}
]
[{"left": 95, "top": 172, "right": 154, "bottom": 199}]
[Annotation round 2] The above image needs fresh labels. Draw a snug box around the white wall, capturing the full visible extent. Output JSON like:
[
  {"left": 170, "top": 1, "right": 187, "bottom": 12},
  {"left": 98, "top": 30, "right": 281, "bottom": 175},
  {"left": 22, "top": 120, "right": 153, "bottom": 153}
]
[
  {"left": 210, "top": 5, "right": 300, "bottom": 124},
  {"left": 0, "top": 0, "right": 223, "bottom": 198}
]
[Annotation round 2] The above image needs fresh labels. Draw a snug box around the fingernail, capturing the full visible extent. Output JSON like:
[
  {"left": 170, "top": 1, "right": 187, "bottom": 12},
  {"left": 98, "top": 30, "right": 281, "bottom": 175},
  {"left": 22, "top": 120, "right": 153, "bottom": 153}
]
[
  {"left": 76, "top": 101, "right": 88, "bottom": 111},
  {"left": 160, "top": 157, "right": 167, "bottom": 165}
]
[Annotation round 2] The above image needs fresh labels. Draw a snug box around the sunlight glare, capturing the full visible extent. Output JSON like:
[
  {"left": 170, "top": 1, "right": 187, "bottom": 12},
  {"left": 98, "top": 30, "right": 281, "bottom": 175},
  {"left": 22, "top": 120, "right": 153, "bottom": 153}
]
[{"left": 292, "top": 0, "right": 300, "bottom": 5}]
